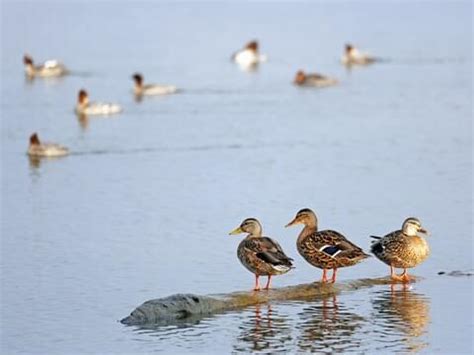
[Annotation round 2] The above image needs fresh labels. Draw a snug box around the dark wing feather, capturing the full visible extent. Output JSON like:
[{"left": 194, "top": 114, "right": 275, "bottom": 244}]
[
  {"left": 307, "top": 73, "right": 326, "bottom": 80},
  {"left": 246, "top": 237, "right": 293, "bottom": 267}
]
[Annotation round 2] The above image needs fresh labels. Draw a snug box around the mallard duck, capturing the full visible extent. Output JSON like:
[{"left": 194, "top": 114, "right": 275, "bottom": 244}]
[
  {"left": 370, "top": 217, "right": 430, "bottom": 282},
  {"left": 23, "top": 54, "right": 68, "bottom": 77},
  {"left": 231, "top": 40, "right": 267, "bottom": 69},
  {"left": 341, "top": 44, "right": 376, "bottom": 66},
  {"left": 132, "top": 73, "right": 178, "bottom": 96},
  {"left": 293, "top": 70, "right": 338, "bottom": 87},
  {"left": 27, "top": 133, "right": 69, "bottom": 157},
  {"left": 229, "top": 218, "right": 293, "bottom": 291},
  {"left": 285, "top": 208, "right": 369, "bottom": 283},
  {"left": 75, "top": 89, "right": 122, "bottom": 116}
]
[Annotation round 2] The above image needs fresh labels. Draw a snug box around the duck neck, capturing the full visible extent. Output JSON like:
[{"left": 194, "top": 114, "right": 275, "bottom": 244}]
[
  {"left": 25, "top": 64, "right": 35, "bottom": 76},
  {"left": 245, "top": 229, "right": 262, "bottom": 240},
  {"left": 298, "top": 223, "right": 318, "bottom": 243}
]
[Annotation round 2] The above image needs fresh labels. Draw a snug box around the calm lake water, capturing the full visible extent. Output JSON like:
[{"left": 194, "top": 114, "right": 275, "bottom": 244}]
[{"left": 1, "top": 1, "right": 472, "bottom": 354}]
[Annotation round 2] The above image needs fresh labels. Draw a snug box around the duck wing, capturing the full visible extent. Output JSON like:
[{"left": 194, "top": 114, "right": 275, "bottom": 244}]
[
  {"left": 243, "top": 237, "right": 293, "bottom": 267},
  {"left": 306, "top": 73, "right": 327, "bottom": 80},
  {"left": 302, "top": 230, "right": 368, "bottom": 260}
]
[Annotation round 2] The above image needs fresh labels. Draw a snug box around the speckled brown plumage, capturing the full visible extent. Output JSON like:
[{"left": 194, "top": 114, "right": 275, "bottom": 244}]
[
  {"left": 298, "top": 230, "right": 369, "bottom": 270},
  {"left": 286, "top": 208, "right": 369, "bottom": 283},
  {"left": 238, "top": 236, "right": 293, "bottom": 276},
  {"left": 230, "top": 218, "right": 293, "bottom": 290},
  {"left": 371, "top": 231, "right": 430, "bottom": 268},
  {"left": 370, "top": 217, "right": 430, "bottom": 282}
]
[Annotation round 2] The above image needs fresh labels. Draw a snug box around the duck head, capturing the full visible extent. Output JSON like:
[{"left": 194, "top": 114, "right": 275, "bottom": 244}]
[
  {"left": 294, "top": 70, "right": 306, "bottom": 85},
  {"left": 245, "top": 40, "right": 259, "bottom": 53},
  {"left": 29, "top": 133, "right": 40, "bottom": 146},
  {"left": 229, "top": 218, "right": 263, "bottom": 237},
  {"left": 23, "top": 54, "right": 34, "bottom": 66},
  {"left": 78, "top": 89, "right": 89, "bottom": 105},
  {"left": 285, "top": 208, "right": 318, "bottom": 229},
  {"left": 132, "top": 73, "right": 143, "bottom": 87},
  {"left": 402, "top": 217, "right": 429, "bottom": 237}
]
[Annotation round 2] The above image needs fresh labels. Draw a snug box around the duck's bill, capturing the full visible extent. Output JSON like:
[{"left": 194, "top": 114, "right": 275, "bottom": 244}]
[
  {"left": 418, "top": 228, "right": 430, "bottom": 236},
  {"left": 229, "top": 227, "right": 243, "bottom": 235},
  {"left": 285, "top": 218, "right": 298, "bottom": 228}
]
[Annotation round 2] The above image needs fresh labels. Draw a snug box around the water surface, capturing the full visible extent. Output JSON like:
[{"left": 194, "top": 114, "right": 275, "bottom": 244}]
[{"left": 1, "top": 1, "right": 472, "bottom": 354}]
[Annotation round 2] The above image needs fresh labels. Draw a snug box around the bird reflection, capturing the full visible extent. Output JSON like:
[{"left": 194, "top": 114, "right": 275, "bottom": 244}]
[
  {"left": 76, "top": 113, "right": 89, "bottom": 130},
  {"left": 24, "top": 75, "right": 65, "bottom": 86},
  {"left": 28, "top": 154, "right": 67, "bottom": 173},
  {"left": 237, "top": 63, "right": 260, "bottom": 73},
  {"left": 296, "top": 294, "right": 365, "bottom": 353},
  {"left": 371, "top": 284, "right": 430, "bottom": 353},
  {"left": 134, "top": 94, "right": 144, "bottom": 103},
  {"left": 233, "top": 304, "right": 291, "bottom": 353}
]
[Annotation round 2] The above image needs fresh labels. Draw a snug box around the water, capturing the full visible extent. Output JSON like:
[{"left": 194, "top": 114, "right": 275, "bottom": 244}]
[{"left": 1, "top": 1, "right": 472, "bottom": 353}]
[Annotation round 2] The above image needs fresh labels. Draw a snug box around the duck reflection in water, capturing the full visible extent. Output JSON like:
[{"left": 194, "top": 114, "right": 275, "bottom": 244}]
[
  {"left": 371, "top": 284, "right": 430, "bottom": 353},
  {"left": 76, "top": 113, "right": 89, "bottom": 130},
  {"left": 233, "top": 304, "right": 292, "bottom": 353},
  {"left": 296, "top": 294, "right": 365, "bottom": 353}
]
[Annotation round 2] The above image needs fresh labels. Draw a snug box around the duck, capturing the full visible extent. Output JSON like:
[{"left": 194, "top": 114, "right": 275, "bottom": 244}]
[
  {"left": 285, "top": 208, "right": 369, "bottom": 283},
  {"left": 231, "top": 40, "right": 267, "bottom": 69},
  {"left": 27, "top": 133, "right": 69, "bottom": 157},
  {"left": 341, "top": 44, "right": 376, "bottom": 65},
  {"left": 293, "top": 70, "right": 338, "bottom": 87},
  {"left": 132, "top": 73, "right": 178, "bottom": 96},
  {"left": 370, "top": 217, "right": 430, "bottom": 282},
  {"left": 229, "top": 218, "right": 293, "bottom": 291},
  {"left": 23, "top": 54, "right": 68, "bottom": 77},
  {"left": 75, "top": 89, "right": 122, "bottom": 116}
]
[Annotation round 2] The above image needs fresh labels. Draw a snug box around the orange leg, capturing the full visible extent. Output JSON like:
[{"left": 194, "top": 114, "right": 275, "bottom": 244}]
[
  {"left": 264, "top": 275, "right": 272, "bottom": 290},
  {"left": 254, "top": 275, "right": 261, "bottom": 291},
  {"left": 321, "top": 269, "right": 328, "bottom": 283},
  {"left": 390, "top": 265, "right": 410, "bottom": 282},
  {"left": 390, "top": 265, "right": 401, "bottom": 281},
  {"left": 331, "top": 268, "right": 338, "bottom": 283},
  {"left": 400, "top": 268, "right": 411, "bottom": 283}
]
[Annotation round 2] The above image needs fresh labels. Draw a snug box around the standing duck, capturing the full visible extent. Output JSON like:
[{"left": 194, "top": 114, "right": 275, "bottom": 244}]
[
  {"left": 27, "top": 133, "right": 69, "bottom": 157},
  {"left": 293, "top": 70, "right": 338, "bottom": 87},
  {"left": 75, "top": 89, "right": 122, "bottom": 116},
  {"left": 285, "top": 208, "right": 369, "bottom": 283},
  {"left": 229, "top": 218, "right": 293, "bottom": 291},
  {"left": 231, "top": 40, "right": 267, "bottom": 69},
  {"left": 23, "top": 54, "right": 68, "bottom": 77},
  {"left": 341, "top": 44, "right": 376, "bottom": 66},
  {"left": 131, "top": 73, "right": 178, "bottom": 96},
  {"left": 370, "top": 217, "right": 430, "bottom": 282}
]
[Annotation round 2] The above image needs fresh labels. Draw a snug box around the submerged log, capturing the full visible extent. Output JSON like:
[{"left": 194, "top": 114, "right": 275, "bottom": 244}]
[{"left": 121, "top": 277, "right": 415, "bottom": 326}]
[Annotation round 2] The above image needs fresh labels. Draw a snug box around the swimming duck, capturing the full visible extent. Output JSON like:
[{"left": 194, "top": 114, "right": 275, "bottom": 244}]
[
  {"left": 75, "top": 89, "right": 122, "bottom": 116},
  {"left": 23, "top": 54, "right": 68, "bottom": 77},
  {"left": 293, "top": 70, "right": 338, "bottom": 87},
  {"left": 231, "top": 40, "right": 267, "bottom": 68},
  {"left": 341, "top": 44, "right": 376, "bottom": 65},
  {"left": 27, "top": 133, "right": 69, "bottom": 157},
  {"left": 132, "top": 73, "right": 178, "bottom": 96},
  {"left": 229, "top": 218, "right": 293, "bottom": 291},
  {"left": 370, "top": 217, "right": 430, "bottom": 282},
  {"left": 285, "top": 208, "right": 369, "bottom": 283}
]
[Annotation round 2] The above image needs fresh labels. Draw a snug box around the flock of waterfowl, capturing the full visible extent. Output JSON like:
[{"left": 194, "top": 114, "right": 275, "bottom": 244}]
[
  {"left": 25, "top": 40, "right": 375, "bottom": 156},
  {"left": 24, "top": 40, "right": 429, "bottom": 291},
  {"left": 230, "top": 209, "right": 430, "bottom": 291}
]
